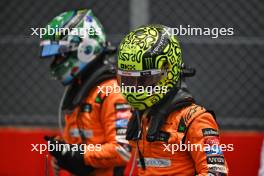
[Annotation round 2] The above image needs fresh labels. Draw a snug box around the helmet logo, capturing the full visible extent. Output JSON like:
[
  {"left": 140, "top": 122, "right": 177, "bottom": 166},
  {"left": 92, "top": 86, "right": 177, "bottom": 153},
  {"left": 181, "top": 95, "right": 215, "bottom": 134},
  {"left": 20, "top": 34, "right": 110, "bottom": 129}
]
[
  {"left": 120, "top": 64, "right": 136, "bottom": 70},
  {"left": 77, "top": 38, "right": 98, "bottom": 62}
]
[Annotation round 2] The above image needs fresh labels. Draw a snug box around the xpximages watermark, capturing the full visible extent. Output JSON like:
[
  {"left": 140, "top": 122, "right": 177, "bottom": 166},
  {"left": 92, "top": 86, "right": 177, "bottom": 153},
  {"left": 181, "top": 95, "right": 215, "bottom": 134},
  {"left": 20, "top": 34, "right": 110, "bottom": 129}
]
[
  {"left": 163, "top": 25, "right": 234, "bottom": 38},
  {"left": 31, "top": 141, "right": 102, "bottom": 154},
  {"left": 163, "top": 141, "right": 234, "bottom": 154},
  {"left": 30, "top": 26, "right": 102, "bottom": 39},
  {"left": 97, "top": 83, "right": 168, "bottom": 96}
]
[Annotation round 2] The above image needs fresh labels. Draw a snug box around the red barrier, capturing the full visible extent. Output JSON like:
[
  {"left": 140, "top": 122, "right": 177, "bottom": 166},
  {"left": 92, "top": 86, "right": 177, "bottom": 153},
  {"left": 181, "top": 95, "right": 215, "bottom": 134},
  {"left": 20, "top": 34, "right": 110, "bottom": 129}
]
[
  {"left": 0, "top": 127, "right": 263, "bottom": 176},
  {"left": 221, "top": 132, "right": 264, "bottom": 176}
]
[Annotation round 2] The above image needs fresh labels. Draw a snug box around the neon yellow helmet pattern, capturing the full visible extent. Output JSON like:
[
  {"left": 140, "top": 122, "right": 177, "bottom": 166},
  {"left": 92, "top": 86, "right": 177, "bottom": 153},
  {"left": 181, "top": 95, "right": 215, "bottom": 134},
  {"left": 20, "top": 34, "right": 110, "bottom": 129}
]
[{"left": 117, "top": 24, "right": 183, "bottom": 110}]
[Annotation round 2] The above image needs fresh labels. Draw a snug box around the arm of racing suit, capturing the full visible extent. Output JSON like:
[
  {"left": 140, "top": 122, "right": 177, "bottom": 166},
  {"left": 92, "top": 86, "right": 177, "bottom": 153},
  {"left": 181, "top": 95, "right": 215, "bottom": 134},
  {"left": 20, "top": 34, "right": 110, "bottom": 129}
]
[
  {"left": 84, "top": 91, "right": 131, "bottom": 168},
  {"left": 186, "top": 112, "right": 229, "bottom": 176}
]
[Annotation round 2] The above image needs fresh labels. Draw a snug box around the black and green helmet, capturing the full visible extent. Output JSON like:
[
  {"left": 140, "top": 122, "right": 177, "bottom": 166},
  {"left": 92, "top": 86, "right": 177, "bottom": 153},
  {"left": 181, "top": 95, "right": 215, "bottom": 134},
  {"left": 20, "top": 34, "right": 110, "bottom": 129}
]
[{"left": 117, "top": 24, "right": 183, "bottom": 110}]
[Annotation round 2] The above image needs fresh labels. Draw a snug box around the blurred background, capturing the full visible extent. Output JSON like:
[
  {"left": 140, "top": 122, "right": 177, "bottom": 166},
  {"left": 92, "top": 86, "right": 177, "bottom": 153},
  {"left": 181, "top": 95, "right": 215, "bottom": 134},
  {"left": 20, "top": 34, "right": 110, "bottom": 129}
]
[{"left": 0, "top": 0, "right": 263, "bottom": 175}]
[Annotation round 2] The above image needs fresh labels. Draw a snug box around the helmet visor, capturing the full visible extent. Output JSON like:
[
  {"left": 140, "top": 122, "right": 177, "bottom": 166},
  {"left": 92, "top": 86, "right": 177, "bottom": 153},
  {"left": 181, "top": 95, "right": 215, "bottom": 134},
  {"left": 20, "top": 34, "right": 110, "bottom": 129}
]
[
  {"left": 40, "top": 40, "right": 77, "bottom": 58},
  {"left": 117, "top": 69, "right": 163, "bottom": 88}
]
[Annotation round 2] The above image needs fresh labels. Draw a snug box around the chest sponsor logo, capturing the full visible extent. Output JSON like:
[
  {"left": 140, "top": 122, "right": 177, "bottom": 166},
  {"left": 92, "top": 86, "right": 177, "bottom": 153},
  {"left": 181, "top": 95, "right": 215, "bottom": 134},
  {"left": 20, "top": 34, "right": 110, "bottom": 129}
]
[
  {"left": 116, "top": 146, "right": 130, "bottom": 161},
  {"left": 207, "top": 156, "right": 225, "bottom": 165},
  {"left": 204, "top": 137, "right": 220, "bottom": 145},
  {"left": 204, "top": 137, "right": 223, "bottom": 155},
  {"left": 116, "top": 128, "right": 127, "bottom": 135},
  {"left": 116, "top": 118, "right": 129, "bottom": 128},
  {"left": 138, "top": 158, "right": 171, "bottom": 168},
  {"left": 115, "top": 103, "right": 131, "bottom": 110},
  {"left": 69, "top": 128, "right": 93, "bottom": 138},
  {"left": 205, "top": 145, "right": 223, "bottom": 155},
  {"left": 208, "top": 164, "right": 227, "bottom": 174},
  {"left": 202, "top": 128, "right": 219, "bottom": 136},
  {"left": 116, "top": 110, "right": 131, "bottom": 119},
  {"left": 116, "top": 135, "right": 129, "bottom": 144}
]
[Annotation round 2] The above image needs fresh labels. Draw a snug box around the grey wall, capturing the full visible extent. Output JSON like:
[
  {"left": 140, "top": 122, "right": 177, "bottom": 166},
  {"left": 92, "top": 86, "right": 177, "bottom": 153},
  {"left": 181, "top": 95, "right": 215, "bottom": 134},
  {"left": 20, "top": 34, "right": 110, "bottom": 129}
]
[{"left": 0, "top": 0, "right": 263, "bottom": 129}]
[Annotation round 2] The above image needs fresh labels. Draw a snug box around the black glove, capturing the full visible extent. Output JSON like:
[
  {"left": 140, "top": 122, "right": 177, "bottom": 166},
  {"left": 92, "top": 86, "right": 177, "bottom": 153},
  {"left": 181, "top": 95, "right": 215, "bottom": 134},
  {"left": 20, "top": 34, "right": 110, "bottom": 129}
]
[{"left": 44, "top": 136, "right": 94, "bottom": 176}]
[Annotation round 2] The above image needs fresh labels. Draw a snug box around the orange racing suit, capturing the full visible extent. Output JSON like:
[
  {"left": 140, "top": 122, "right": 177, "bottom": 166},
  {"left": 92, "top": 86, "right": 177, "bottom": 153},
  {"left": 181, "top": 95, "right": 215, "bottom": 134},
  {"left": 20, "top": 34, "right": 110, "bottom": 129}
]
[
  {"left": 63, "top": 79, "right": 131, "bottom": 176},
  {"left": 128, "top": 104, "right": 229, "bottom": 176}
]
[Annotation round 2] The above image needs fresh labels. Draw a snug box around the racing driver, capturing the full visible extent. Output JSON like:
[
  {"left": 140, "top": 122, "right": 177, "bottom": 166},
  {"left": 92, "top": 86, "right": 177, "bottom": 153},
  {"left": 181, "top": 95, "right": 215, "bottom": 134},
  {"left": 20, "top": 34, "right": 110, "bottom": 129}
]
[
  {"left": 117, "top": 24, "right": 229, "bottom": 176},
  {"left": 40, "top": 9, "right": 131, "bottom": 176}
]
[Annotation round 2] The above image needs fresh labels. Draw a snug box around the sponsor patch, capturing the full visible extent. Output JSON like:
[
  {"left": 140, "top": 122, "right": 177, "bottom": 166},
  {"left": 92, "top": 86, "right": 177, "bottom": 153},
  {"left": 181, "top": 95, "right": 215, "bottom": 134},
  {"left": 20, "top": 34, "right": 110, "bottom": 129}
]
[
  {"left": 116, "top": 128, "right": 127, "bottom": 135},
  {"left": 69, "top": 128, "right": 93, "bottom": 138},
  {"left": 202, "top": 128, "right": 219, "bottom": 136},
  {"left": 205, "top": 145, "right": 223, "bottom": 156},
  {"left": 116, "top": 109, "right": 131, "bottom": 119},
  {"left": 116, "top": 135, "right": 129, "bottom": 144},
  {"left": 116, "top": 146, "right": 131, "bottom": 161},
  {"left": 208, "top": 173, "right": 227, "bottom": 176},
  {"left": 204, "top": 137, "right": 223, "bottom": 155},
  {"left": 115, "top": 103, "right": 131, "bottom": 110},
  {"left": 116, "top": 118, "right": 129, "bottom": 128},
  {"left": 207, "top": 156, "right": 225, "bottom": 165},
  {"left": 204, "top": 137, "right": 220, "bottom": 145},
  {"left": 208, "top": 164, "right": 227, "bottom": 174},
  {"left": 138, "top": 158, "right": 171, "bottom": 168}
]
